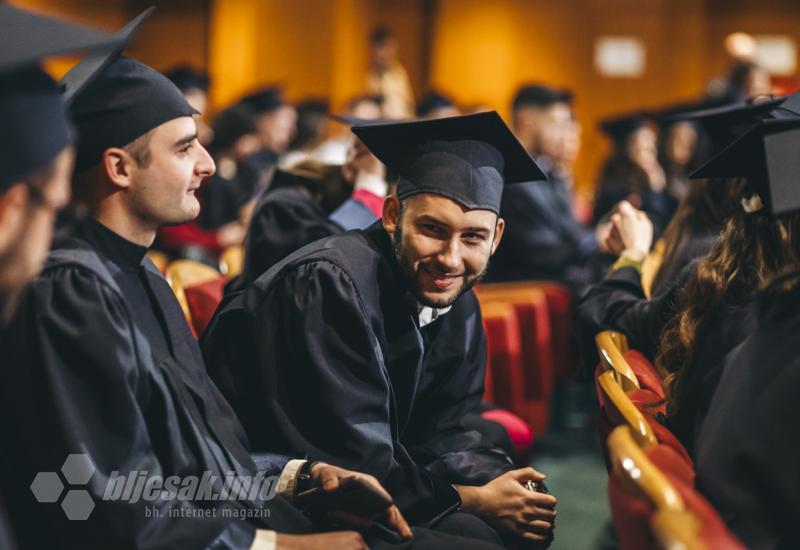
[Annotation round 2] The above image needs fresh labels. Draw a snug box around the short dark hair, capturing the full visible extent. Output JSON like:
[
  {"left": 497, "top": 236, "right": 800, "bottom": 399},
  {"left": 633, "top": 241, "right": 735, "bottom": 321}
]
[
  {"left": 122, "top": 131, "right": 153, "bottom": 168},
  {"left": 370, "top": 27, "right": 393, "bottom": 46},
  {"left": 512, "top": 84, "right": 573, "bottom": 113}
]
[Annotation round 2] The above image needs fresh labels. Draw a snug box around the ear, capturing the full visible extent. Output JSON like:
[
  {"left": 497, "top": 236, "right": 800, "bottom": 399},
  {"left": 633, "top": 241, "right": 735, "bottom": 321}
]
[
  {"left": 490, "top": 216, "right": 505, "bottom": 256},
  {"left": 0, "top": 184, "right": 29, "bottom": 252},
  {"left": 102, "top": 147, "right": 136, "bottom": 190},
  {"left": 382, "top": 194, "right": 400, "bottom": 237}
]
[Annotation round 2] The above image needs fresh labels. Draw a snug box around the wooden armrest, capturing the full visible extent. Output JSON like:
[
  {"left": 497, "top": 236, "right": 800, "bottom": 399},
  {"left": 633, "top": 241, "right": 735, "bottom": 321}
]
[
  {"left": 608, "top": 426, "right": 683, "bottom": 511},
  {"left": 651, "top": 509, "right": 705, "bottom": 550},
  {"left": 599, "top": 371, "right": 657, "bottom": 448},
  {"left": 596, "top": 331, "right": 638, "bottom": 391}
]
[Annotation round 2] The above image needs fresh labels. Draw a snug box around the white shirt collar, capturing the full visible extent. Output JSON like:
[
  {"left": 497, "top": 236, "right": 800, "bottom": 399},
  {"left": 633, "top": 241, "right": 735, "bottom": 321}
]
[{"left": 418, "top": 304, "right": 452, "bottom": 328}]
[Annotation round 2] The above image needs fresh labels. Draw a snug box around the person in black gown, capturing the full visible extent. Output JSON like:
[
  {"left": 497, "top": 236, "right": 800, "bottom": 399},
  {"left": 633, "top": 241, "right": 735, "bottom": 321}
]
[
  {"left": 202, "top": 113, "right": 559, "bottom": 547},
  {"left": 1, "top": 11, "right": 504, "bottom": 550},
  {"left": 0, "top": 6, "right": 121, "bottom": 549}
]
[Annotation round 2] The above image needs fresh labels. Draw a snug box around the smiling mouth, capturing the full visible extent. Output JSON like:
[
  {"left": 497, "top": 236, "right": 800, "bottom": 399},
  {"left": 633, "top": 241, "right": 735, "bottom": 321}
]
[{"left": 422, "top": 267, "right": 464, "bottom": 290}]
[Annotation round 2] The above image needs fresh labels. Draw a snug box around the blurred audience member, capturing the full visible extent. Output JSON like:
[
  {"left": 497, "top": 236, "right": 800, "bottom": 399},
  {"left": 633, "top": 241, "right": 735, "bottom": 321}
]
[
  {"left": 164, "top": 64, "right": 213, "bottom": 146},
  {"left": 417, "top": 91, "right": 460, "bottom": 119},
  {"left": 593, "top": 113, "right": 676, "bottom": 235},
  {"left": 366, "top": 27, "right": 414, "bottom": 118},
  {"left": 657, "top": 119, "right": 700, "bottom": 201},
  {"left": 238, "top": 87, "right": 297, "bottom": 189},
  {"left": 489, "top": 84, "right": 596, "bottom": 287},
  {"left": 281, "top": 98, "right": 330, "bottom": 168},
  {"left": 313, "top": 94, "right": 383, "bottom": 165}
]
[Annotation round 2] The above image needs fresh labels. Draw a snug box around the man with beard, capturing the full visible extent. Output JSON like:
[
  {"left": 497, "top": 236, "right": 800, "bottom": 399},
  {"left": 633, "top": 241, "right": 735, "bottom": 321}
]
[{"left": 203, "top": 113, "right": 559, "bottom": 546}]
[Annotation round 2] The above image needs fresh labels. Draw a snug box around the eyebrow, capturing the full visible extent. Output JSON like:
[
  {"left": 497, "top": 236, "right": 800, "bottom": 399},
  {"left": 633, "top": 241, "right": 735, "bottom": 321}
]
[
  {"left": 174, "top": 133, "right": 198, "bottom": 148},
  {"left": 416, "top": 214, "right": 491, "bottom": 234}
]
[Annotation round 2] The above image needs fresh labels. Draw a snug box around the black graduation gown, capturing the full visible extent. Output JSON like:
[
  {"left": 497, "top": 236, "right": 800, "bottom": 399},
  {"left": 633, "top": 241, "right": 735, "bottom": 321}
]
[
  {"left": 488, "top": 177, "right": 593, "bottom": 284},
  {"left": 575, "top": 261, "right": 754, "bottom": 454},
  {"left": 242, "top": 184, "right": 342, "bottom": 284},
  {"left": 0, "top": 219, "right": 311, "bottom": 549},
  {"left": 575, "top": 263, "right": 690, "bottom": 363},
  {"left": 650, "top": 228, "right": 718, "bottom": 295},
  {"left": 202, "top": 222, "right": 514, "bottom": 525},
  {"left": 693, "top": 286, "right": 800, "bottom": 549}
]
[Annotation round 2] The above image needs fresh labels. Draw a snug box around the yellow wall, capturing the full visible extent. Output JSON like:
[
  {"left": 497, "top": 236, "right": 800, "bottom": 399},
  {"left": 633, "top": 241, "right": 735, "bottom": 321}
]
[{"left": 11, "top": 0, "right": 800, "bottom": 194}]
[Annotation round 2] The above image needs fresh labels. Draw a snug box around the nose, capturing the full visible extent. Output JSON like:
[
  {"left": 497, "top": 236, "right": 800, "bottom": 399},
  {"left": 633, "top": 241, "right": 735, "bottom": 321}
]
[
  {"left": 436, "top": 238, "right": 462, "bottom": 272},
  {"left": 196, "top": 143, "right": 216, "bottom": 178}
]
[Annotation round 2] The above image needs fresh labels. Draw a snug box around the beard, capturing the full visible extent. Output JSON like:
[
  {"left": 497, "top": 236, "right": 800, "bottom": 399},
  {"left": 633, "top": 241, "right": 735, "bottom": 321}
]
[{"left": 391, "top": 222, "right": 489, "bottom": 308}]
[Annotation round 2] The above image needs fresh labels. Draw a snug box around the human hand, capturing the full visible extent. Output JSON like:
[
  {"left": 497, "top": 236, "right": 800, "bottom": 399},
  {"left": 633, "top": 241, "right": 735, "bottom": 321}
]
[
  {"left": 455, "top": 468, "right": 557, "bottom": 544},
  {"left": 309, "top": 462, "right": 412, "bottom": 540},
  {"left": 608, "top": 201, "right": 653, "bottom": 262}
]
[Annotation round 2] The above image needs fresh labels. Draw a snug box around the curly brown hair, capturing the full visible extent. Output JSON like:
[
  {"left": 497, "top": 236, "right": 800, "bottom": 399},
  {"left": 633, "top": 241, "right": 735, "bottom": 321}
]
[
  {"left": 655, "top": 196, "right": 800, "bottom": 414},
  {"left": 651, "top": 178, "right": 745, "bottom": 292}
]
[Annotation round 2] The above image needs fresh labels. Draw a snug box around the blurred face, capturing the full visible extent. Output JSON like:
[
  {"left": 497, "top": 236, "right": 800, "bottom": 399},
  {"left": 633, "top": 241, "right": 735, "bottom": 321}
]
[
  {"left": 126, "top": 117, "right": 215, "bottom": 227},
  {"left": 666, "top": 122, "right": 698, "bottom": 167},
  {"left": 372, "top": 38, "right": 398, "bottom": 70},
  {"left": 256, "top": 105, "right": 297, "bottom": 153},
  {"left": 627, "top": 126, "right": 659, "bottom": 168},
  {"left": 538, "top": 103, "right": 573, "bottom": 160},
  {"left": 382, "top": 194, "right": 504, "bottom": 308},
  {"left": 0, "top": 146, "right": 74, "bottom": 323}
]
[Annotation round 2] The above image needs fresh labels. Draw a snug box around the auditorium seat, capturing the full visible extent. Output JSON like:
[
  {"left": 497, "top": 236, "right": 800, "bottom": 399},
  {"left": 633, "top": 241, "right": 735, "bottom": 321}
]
[
  {"left": 184, "top": 277, "right": 227, "bottom": 337},
  {"left": 477, "top": 280, "right": 574, "bottom": 378},
  {"left": 165, "top": 260, "right": 223, "bottom": 336},
  {"left": 146, "top": 250, "right": 170, "bottom": 274},
  {"left": 480, "top": 302, "right": 534, "bottom": 462},
  {"left": 475, "top": 285, "right": 554, "bottom": 434},
  {"left": 607, "top": 425, "right": 745, "bottom": 550},
  {"left": 219, "top": 245, "right": 244, "bottom": 278}
]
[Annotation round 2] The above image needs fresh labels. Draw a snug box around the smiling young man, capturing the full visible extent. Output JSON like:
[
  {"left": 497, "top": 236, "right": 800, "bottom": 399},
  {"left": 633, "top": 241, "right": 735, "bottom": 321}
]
[
  {"left": 203, "top": 113, "right": 559, "bottom": 546},
  {"left": 1, "top": 11, "right": 445, "bottom": 550}
]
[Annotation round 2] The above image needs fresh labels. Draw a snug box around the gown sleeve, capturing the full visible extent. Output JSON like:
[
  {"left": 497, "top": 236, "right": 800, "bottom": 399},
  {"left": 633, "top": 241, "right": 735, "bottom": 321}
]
[
  {"left": 0, "top": 267, "right": 256, "bottom": 549},
  {"left": 575, "top": 261, "right": 694, "bottom": 363},
  {"left": 250, "top": 261, "right": 461, "bottom": 524}
]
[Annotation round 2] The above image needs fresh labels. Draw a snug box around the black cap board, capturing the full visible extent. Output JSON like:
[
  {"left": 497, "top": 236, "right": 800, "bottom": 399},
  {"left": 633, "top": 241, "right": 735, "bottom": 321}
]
[
  {"left": 351, "top": 111, "right": 546, "bottom": 214},
  {"left": 0, "top": 5, "right": 121, "bottom": 190},
  {"left": 690, "top": 92, "right": 800, "bottom": 215},
  {"left": 0, "top": 3, "right": 121, "bottom": 73},
  {"left": 60, "top": 8, "right": 199, "bottom": 173}
]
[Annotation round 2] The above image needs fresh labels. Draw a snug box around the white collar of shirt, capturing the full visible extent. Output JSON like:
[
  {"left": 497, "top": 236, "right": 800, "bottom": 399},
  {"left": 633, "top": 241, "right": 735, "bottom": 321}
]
[{"left": 418, "top": 304, "right": 452, "bottom": 328}]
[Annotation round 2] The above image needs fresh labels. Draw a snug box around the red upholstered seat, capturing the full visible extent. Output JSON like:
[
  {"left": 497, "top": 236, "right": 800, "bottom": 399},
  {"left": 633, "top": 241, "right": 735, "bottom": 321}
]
[
  {"left": 534, "top": 283, "right": 574, "bottom": 379},
  {"left": 667, "top": 476, "right": 746, "bottom": 549},
  {"left": 623, "top": 350, "right": 665, "bottom": 400},
  {"left": 608, "top": 470, "right": 657, "bottom": 550},
  {"left": 481, "top": 303, "right": 527, "bottom": 416},
  {"left": 480, "top": 407, "right": 534, "bottom": 464},
  {"left": 183, "top": 277, "right": 226, "bottom": 338}
]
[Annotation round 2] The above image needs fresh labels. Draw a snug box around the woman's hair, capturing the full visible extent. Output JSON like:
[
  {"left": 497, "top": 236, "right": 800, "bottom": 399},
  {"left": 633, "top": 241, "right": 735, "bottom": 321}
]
[
  {"left": 651, "top": 178, "right": 745, "bottom": 291},
  {"left": 655, "top": 199, "right": 800, "bottom": 413}
]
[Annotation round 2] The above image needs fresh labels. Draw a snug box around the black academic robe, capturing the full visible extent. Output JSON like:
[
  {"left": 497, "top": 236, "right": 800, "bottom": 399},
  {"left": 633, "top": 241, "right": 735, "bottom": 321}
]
[
  {"left": 0, "top": 219, "right": 310, "bottom": 549},
  {"left": 203, "top": 222, "right": 514, "bottom": 525},
  {"left": 488, "top": 177, "right": 594, "bottom": 284},
  {"left": 693, "top": 285, "right": 800, "bottom": 549},
  {"left": 242, "top": 184, "right": 342, "bottom": 284},
  {"left": 575, "top": 261, "right": 754, "bottom": 455}
]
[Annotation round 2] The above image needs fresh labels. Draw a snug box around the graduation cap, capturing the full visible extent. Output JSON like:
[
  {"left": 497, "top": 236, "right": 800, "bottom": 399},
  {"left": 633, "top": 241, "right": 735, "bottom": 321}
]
[
  {"left": 351, "top": 111, "right": 546, "bottom": 214},
  {"left": 164, "top": 65, "right": 210, "bottom": 93},
  {"left": 690, "top": 93, "right": 800, "bottom": 215},
  {"left": 664, "top": 97, "right": 784, "bottom": 159},
  {"left": 240, "top": 87, "right": 285, "bottom": 114},
  {"left": 60, "top": 8, "right": 199, "bottom": 173},
  {"left": 0, "top": 4, "right": 121, "bottom": 73},
  {"left": 599, "top": 111, "right": 653, "bottom": 145},
  {"left": 0, "top": 4, "right": 122, "bottom": 190}
]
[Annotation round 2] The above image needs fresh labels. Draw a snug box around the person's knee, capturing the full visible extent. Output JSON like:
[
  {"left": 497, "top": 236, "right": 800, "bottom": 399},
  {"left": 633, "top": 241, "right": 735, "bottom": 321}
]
[{"left": 429, "top": 512, "right": 502, "bottom": 544}]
